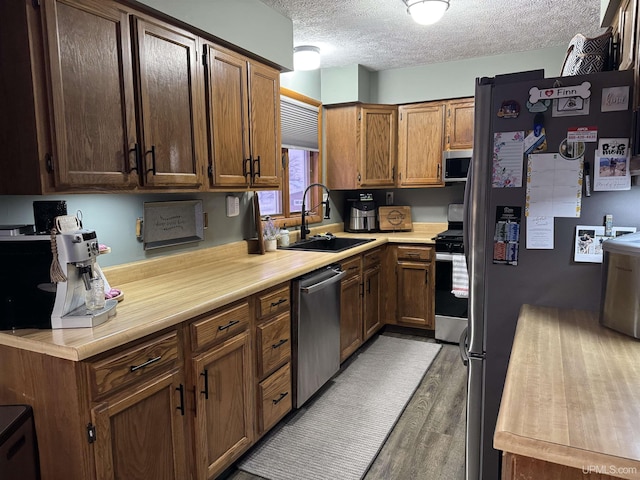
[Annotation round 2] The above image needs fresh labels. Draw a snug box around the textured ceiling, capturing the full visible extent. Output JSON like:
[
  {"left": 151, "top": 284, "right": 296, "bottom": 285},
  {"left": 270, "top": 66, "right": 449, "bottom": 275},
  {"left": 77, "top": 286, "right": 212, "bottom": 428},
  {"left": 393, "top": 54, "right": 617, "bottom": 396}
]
[{"left": 258, "top": 0, "right": 607, "bottom": 71}]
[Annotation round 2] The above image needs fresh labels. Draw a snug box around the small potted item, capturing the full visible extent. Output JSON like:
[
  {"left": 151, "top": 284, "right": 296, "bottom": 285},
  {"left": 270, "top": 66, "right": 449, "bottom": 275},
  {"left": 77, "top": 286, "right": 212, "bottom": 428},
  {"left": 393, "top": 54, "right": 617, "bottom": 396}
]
[{"left": 263, "top": 217, "right": 280, "bottom": 252}]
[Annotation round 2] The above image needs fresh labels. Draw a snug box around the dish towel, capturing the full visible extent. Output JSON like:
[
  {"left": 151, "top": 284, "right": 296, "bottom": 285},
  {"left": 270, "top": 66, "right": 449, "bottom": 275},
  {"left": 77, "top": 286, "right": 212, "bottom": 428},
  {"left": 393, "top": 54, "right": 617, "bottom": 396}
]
[{"left": 452, "top": 254, "right": 469, "bottom": 298}]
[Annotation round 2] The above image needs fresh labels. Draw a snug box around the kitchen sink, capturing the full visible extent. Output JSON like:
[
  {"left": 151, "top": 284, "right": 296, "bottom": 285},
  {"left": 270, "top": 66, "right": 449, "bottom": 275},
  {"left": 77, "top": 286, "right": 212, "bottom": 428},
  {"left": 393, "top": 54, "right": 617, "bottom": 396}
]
[{"left": 280, "top": 236, "right": 375, "bottom": 253}]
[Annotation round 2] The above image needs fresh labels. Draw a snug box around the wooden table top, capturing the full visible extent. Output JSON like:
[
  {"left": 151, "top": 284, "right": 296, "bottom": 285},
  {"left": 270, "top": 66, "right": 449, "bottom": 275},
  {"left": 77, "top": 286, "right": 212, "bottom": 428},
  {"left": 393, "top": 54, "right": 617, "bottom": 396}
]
[
  {"left": 495, "top": 304, "right": 640, "bottom": 479},
  {"left": 0, "top": 224, "right": 445, "bottom": 361}
]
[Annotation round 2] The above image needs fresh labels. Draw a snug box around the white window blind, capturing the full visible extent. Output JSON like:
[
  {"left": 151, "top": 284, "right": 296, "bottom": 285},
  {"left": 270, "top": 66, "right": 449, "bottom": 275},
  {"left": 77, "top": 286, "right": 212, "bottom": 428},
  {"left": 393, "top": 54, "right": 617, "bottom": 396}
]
[{"left": 281, "top": 95, "right": 319, "bottom": 152}]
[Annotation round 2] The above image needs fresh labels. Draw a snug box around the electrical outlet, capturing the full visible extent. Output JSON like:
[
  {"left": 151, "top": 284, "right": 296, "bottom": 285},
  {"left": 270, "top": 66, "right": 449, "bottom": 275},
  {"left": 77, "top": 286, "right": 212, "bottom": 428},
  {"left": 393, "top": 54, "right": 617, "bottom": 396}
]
[{"left": 386, "top": 192, "right": 394, "bottom": 205}]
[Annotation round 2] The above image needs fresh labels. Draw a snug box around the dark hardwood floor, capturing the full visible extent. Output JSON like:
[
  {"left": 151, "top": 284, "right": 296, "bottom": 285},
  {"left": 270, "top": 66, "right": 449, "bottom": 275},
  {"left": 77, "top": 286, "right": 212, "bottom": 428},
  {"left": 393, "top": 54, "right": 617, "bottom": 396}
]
[{"left": 226, "top": 330, "right": 467, "bottom": 480}]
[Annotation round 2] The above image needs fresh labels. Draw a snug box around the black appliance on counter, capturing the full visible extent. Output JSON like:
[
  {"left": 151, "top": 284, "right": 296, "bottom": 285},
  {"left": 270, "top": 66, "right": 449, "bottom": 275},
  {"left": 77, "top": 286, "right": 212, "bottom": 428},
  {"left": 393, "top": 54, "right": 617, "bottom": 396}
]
[
  {"left": 344, "top": 193, "right": 377, "bottom": 233},
  {"left": 0, "top": 237, "right": 55, "bottom": 330}
]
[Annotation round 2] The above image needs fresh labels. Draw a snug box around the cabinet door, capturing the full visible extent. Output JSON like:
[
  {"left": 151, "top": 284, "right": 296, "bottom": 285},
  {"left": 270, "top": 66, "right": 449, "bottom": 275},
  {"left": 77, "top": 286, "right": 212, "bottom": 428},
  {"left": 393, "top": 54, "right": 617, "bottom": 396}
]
[
  {"left": 363, "top": 265, "right": 382, "bottom": 341},
  {"left": 396, "top": 260, "right": 434, "bottom": 329},
  {"left": 42, "top": 0, "right": 138, "bottom": 188},
  {"left": 134, "top": 18, "right": 205, "bottom": 188},
  {"left": 193, "top": 331, "right": 253, "bottom": 480},
  {"left": 204, "top": 44, "right": 251, "bottom": 188},
  {"left": 248, "top": 62, "right": 281, "bottom": 188},
  {"left": 446, "top": 99, "right": 475, "bottom": 150},
  {"left": 359, "top": 105, "right": 397, "bottom": 188},
  {"left": 398, "top": 103, "right": 445, "bottom": 187},
  {"left": 340, "top": 274, "right": 363, "bottom": 362},
  {"left": 91, "top": 368, "right": 188, "bottom": 480}
]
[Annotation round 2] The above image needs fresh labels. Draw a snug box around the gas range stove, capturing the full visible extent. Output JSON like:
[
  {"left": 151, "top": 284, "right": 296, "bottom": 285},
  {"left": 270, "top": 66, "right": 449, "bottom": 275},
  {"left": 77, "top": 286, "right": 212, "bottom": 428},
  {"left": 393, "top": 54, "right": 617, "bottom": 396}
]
[{"left": 435, "top": 204, "right": 465, "bottom": 254}]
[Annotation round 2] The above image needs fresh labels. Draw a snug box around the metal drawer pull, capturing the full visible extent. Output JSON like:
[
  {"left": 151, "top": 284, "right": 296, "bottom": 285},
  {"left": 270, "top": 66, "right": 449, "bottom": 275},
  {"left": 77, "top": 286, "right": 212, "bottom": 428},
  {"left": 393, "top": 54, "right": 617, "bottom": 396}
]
[
  {"left": 176, "top": 384, "right": 185, "bottom": 415},
  {"left": 218, "top": 320, "right": 240, "bottom": 331},
  {"left": 272, "top": 339, "right": 288, "bottom": 349},
  {"left": 270, "top": 298, "right": 287, "bottom": 308},
  {"left": 348, "top": 266, "right": 358, "bottom": 271},
  {"left": 130, "top": 355, "right": 162, "bottom": 372},
  {"left": 201, "top": 369, "right": 209, "bottom": 400},
  {"left": 407, "top": 252, "right": 421, "bottom": 257},
  {"left": 272, "top": 392, "right": 288, "bottom": 405}
]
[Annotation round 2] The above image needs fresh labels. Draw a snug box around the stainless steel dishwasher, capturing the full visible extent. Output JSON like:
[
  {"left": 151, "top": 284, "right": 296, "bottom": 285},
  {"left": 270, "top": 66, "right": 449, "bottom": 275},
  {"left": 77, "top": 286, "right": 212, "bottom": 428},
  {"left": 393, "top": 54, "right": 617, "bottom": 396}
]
[{"left": 292, "top": 264, "right": 345, "bottom": 408}]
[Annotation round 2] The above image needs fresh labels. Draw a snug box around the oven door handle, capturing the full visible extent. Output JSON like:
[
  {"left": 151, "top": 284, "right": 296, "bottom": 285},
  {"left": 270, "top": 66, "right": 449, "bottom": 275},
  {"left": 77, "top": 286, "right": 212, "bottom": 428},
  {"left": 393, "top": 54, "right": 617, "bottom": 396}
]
[{"left": 435, "top": 252, "right": 463, "bottom": 262}]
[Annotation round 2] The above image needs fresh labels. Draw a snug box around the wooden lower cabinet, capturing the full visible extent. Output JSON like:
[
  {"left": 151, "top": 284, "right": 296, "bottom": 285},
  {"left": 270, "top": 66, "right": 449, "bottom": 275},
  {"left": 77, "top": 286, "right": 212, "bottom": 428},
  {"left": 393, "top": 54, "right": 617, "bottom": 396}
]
[
  {"left": 394, "top": 245, "right": 435, "bottom": 330},
  {"left": 192, "top": 330, "right": 253, "bottom": 480},
  {"left": 502, "top": 452, "right": 622, "bottom": 480},
  {"left": 91, "top": 368, "right": 189, "bottom": 480},
  {"left": 340, "top": 256, "right": 363, "bottom": 362},
  {"left": 254, "top": 283, "right": 292, "bottom": 438},
  {"left": 339, "top": 248, "right": 385, "bottom": 363}
]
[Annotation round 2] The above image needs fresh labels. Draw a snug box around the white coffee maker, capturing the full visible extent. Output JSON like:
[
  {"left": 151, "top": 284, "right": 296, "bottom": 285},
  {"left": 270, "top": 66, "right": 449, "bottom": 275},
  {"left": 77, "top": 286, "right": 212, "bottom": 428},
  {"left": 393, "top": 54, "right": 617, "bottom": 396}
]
[{"left": 50, "top": 226, "right": 117, "bottom": 329}]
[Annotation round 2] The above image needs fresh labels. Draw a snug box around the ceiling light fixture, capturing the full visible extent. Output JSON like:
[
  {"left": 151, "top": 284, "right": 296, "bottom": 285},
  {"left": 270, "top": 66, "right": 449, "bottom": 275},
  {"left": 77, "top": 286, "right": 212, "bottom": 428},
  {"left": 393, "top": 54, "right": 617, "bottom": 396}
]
[
  {"left": 293, "top": 45, "right": 321, "bottom": 71},
  {"left": 404, "top": 0, "right": 450, "bottom": 25}
]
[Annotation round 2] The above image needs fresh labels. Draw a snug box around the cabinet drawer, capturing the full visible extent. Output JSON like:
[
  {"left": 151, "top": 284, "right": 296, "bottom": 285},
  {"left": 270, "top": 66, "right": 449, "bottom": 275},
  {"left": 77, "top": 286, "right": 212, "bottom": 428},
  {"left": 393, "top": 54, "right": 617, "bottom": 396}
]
[
  {"left": 363, "top": 247, "right": 382, "bottom": 269},
  {"left": 190, "top": 302, "right": 250, "bottom": 351},
  {"left": 258, "top": 363, "right": 292, "bottom": 434},
  {"left": 89, "top": 331, "right": 179, "bottom": 398},
  {"left": 396, "top": 245, "right": 432, "bottom": 262},
  {"left": 257, "top": 285, "right": 290, "bottom": 320},
  {"left": 257, "top": 312, "right": 291, "bottom": 378},
  {"left": 341, "top": 256, "right": 361, "bottom": 279}
]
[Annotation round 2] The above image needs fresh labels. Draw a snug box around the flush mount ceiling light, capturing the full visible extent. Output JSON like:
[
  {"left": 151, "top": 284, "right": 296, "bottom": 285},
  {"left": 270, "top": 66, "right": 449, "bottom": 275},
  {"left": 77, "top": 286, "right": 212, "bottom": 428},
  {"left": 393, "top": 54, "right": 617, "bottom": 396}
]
[
  {"left": 293, "top": 45, "right": 321, "bottom": 71},
  {"left": 404, "top": 0, "right": 450, "bottom": 25}
]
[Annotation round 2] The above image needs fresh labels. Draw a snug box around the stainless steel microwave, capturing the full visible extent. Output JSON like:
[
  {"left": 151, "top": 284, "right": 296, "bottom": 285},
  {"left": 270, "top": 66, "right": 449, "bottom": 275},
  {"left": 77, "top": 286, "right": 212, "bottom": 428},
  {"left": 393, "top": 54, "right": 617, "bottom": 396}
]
[{"left": 443, "top": 149, "right": 472, "bottom": 182}]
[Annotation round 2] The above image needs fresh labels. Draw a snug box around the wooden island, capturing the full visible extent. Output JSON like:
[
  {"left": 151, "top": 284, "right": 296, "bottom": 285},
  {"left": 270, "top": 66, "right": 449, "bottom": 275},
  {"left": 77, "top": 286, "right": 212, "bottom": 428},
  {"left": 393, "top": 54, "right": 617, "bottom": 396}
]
[{"left": 495, "top": 304, "right": 640, "bottom": 480}]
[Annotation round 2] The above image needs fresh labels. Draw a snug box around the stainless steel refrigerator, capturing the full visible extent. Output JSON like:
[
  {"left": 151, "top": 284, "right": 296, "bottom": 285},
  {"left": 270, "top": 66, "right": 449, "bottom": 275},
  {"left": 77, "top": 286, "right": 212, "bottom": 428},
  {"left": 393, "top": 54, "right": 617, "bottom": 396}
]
[{"left": 461, "top": 68, "right": 640, "bottom": 480}]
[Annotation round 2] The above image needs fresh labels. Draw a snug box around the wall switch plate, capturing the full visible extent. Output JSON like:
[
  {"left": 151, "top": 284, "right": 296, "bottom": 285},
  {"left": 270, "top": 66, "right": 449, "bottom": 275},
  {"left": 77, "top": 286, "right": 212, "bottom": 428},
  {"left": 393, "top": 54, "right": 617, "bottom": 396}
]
[
  {"left": 226, "top": 195, "right": 240, "bottom": 217},
  {"left": 386, "top": 192, "right": 394, "bottom": 205}
]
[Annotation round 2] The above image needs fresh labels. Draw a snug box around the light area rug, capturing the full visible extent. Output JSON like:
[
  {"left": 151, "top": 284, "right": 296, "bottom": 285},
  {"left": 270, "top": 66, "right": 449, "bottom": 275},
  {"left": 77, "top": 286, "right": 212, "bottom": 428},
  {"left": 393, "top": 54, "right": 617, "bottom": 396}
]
[{"left": 237, "top": 335, "right": 442, "bottom": 480}]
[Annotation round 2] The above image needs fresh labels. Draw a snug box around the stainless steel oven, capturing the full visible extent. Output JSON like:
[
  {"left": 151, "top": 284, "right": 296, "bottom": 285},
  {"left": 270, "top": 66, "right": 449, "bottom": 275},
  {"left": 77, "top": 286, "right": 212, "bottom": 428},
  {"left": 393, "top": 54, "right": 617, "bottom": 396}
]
[{"left": 434, "top": 204, "right": 468, "bottom": 343}]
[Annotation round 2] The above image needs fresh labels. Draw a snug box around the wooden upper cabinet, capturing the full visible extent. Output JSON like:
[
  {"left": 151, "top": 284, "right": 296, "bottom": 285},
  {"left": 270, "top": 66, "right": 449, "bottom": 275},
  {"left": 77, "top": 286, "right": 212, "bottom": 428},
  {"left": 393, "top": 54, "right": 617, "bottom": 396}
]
[
  {"left": 326, "top": 103, "right": 397, "bottom": 190},
  {"left": 42, "top": 0, "right": 138, "bottom": 189},
  {"left": 204, "top": 44, "right": 280, "bottom": 189},
  {"left": 133, "top": 17, "right": 205, "bottom": 189},
  {"left": 204, "top": 44, "right": 250, "bottom": 187},
  {"left": 247, "top": 61, "right": 281, "bottom": 188},
  {"left": 397, "top": 102, "right": 445, "bottom": 187},
  {"left": 446, "top": 98, "right": 475, "bottom": 150}
]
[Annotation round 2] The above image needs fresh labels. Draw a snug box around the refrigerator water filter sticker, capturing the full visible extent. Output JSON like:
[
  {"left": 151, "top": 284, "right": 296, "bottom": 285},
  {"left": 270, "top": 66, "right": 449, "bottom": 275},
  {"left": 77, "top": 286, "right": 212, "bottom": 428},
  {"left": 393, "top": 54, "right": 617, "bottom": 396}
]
[{"left": 493, "top": 206, "right": 522, "bottom": 265}]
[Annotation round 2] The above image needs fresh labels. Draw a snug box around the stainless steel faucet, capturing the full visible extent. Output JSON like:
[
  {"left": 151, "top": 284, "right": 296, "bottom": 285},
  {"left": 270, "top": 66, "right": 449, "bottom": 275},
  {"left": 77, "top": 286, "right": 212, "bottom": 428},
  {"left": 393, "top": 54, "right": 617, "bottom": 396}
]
[{"left": 300, "top": 183, "right": 331, "bottom": 240}]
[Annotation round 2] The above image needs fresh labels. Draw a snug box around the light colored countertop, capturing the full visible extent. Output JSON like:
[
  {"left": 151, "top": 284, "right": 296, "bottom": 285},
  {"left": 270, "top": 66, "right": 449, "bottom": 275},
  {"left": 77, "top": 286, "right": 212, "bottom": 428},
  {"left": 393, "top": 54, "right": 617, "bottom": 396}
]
[
  {"left": 495, "top": 304, "right": 640, "bottom": 479},
  {"left": 0, "top": 223, "right": 445, "bottom": 361}
]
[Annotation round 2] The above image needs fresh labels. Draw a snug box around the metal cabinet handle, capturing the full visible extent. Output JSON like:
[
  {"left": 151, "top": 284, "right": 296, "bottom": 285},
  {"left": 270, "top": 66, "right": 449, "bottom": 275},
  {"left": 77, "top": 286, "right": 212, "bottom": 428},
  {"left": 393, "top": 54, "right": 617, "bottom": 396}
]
[
  {"left": 130, "top": 355, "right": 162, "bottom": 372},
  {"left": 272, "top": 338, "right": 288, "bottom": 349},
  {"left": 200, "top": 369, "right": 209, "bottom": 400},
  {"left": 176, "top": 384, "right": 185, "bottom": 415},
  {"left": 253, "top": 155, "right": 261, "bottom": 179},
  {"left": 218, "top": 320, "right": 240, "bottom": 331},
  {"left": 425, "top": 269, "right": 429, "bottom": 284},
  {"left": 243, "top": 157, "right": 252, "bottom": 180},
  {"left": 128, "top": 143, "right": 140, "bottom": 173},
  {"left": 367, "top": 278, "right": 371, "bottom": 294},
  {"left": 145, "top": 145, "right": 156, "bottom": 175},
  {"left": 270, "top": 298, "right": 286, "bottom": 308},
  {"left": 272, "top": 392, "right": 288, "bottom": 405}
]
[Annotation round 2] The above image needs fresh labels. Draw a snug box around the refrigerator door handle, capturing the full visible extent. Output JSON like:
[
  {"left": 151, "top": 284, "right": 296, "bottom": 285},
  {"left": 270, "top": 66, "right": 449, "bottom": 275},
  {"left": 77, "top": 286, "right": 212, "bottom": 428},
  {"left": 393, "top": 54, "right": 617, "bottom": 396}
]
[{"left": 459, "top": 326, "right": 469, "bottom": 366}]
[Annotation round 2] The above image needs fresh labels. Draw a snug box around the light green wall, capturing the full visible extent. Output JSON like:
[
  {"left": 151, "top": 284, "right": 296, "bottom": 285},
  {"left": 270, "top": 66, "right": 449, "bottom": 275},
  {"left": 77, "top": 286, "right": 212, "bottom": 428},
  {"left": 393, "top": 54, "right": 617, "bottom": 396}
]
[
  {"left": 371, "top": 46, "right": 568, "bottom": 104},
  {"left": 321, "top": 65, "right": 362, "bottom": 104},
  {"left": 137, "top": 0, "right": 294, "bottom": 69},
  {"left": 280, "top": 70, "right": 322, "bottom": 100}
]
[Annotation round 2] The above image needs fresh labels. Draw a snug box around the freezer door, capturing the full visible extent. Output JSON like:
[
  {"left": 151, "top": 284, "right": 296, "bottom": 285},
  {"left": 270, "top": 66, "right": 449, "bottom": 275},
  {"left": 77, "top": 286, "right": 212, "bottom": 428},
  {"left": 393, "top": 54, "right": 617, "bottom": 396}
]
[{"left": 465, "top": 355, "right": 484, "bottom": 480}]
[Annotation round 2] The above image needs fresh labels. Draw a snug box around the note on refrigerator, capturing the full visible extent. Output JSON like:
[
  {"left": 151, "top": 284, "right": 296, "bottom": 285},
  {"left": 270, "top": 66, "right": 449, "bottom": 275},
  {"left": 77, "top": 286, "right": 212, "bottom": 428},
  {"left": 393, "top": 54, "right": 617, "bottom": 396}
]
[
  {"left": 526, "top": 216, "right": 554, "bottom": 249},
  {"left": 525, "top": 153, "right": 582, "bottom": 218},
  {"left": 492, "top": 131, "right": 524, "bottom": 188}
]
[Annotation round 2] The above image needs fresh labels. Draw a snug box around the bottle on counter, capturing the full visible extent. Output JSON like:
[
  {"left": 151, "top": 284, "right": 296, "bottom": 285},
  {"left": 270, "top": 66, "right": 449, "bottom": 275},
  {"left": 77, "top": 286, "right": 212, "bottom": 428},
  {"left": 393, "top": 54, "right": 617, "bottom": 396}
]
[{"left": 279, "top": 225, "right": 290, "bottom": 247}]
